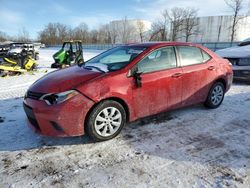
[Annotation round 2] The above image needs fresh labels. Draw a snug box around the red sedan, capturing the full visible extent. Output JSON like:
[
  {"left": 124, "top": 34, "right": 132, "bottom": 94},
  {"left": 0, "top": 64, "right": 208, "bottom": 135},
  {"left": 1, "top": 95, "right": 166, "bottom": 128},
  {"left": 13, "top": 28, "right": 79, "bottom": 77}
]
[{"left": 23, "top": 42, "right": 233, "bottom": 141}]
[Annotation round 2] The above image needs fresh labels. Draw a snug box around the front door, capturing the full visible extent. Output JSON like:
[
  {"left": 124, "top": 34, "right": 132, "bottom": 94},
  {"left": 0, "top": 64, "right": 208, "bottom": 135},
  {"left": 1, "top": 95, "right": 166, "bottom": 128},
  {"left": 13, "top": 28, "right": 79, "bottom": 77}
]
[{"left": 131, "top": 46, "right": 183, "bottom": 119}]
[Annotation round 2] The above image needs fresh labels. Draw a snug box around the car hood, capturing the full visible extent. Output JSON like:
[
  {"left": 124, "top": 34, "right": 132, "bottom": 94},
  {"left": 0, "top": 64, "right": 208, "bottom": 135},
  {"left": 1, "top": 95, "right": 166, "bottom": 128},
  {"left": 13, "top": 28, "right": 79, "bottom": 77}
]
[
  {"left": 29, "top": 65, "right": 102, "bottom": 94},
  {"left": 216, "top": 45, "right": 250, "bottom": 58}
]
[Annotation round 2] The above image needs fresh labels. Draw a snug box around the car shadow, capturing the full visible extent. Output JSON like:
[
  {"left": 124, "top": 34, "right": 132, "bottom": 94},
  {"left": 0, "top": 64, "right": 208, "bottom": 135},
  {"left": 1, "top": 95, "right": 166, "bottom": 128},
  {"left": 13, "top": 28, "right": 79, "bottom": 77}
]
[{"left": 121, "top": 90, "right": 250, "bottom": 170}]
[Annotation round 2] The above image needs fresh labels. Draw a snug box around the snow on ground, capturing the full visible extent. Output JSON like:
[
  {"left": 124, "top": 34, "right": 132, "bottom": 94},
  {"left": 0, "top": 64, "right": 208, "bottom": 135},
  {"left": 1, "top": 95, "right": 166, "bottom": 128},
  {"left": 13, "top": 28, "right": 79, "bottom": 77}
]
[{"left": 0, "top": 49, "right": 250, "bottom": 187}]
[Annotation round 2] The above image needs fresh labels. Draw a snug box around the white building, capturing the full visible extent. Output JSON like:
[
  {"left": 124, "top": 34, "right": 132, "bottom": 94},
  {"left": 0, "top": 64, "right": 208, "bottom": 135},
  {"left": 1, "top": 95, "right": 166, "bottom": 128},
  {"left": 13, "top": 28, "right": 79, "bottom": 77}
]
[
  {"left": 108, "top": 16, "right": 250, "bottom": 43},
  {"left": 108, "top": 19, "right": 151, "bottom": 43},
  {"left": 176, "top": 15, "right": 250, "bottom": 42}
]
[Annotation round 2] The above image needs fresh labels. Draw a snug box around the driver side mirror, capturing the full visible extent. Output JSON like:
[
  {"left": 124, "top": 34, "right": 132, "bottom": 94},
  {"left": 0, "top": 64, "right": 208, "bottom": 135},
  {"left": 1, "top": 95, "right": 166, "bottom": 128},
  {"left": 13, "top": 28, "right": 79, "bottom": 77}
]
[{"left": 128, "top": 66, "right": 143, "bottom": 88}]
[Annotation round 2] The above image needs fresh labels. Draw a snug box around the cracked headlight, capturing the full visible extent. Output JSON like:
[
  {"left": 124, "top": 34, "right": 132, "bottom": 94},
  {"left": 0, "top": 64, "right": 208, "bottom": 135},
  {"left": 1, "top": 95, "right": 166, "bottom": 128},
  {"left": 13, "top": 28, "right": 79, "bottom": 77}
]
[{"left": 40, "top": 90, "right": 79, "bottom": 105}]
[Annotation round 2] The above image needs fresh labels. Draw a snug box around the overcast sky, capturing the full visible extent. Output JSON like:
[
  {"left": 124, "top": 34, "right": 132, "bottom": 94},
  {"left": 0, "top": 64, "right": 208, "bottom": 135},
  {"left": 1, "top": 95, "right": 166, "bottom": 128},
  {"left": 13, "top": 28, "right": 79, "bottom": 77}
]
[{"left": 0, "top": 0, "right": 248, "bottom": 39}]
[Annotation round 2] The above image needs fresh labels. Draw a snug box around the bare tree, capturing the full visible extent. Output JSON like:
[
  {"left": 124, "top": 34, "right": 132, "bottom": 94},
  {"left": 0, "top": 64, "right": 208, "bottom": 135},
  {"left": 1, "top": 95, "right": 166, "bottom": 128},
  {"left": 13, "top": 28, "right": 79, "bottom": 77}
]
[
  {"left": 120, "top": 17, "right": 129, "bottom": 43},
  {"left": 73, "top": 23, "right": 89, "bottom": 43},
  {"left": 39, "top": 23, "right": 62, "bottom": 45},
  {"left": 149, "top": 12, "right": 169, "bottom": 41},
  {"left": 56, "top": 23, "right": 70, "bottom": 43},
  {"left": 37, "top": 18, "right": 147, "bottom": 45},
  {"left": 225, "top": 0, "right": 244, "bottom": 42},
  {"left": 0, "top": 31, "right": 8, "bottom": 42},
  {"left": 17, "top": 27, "right": 30, "bottom": 42},
  {"left": 108, "top": 21, "right": 119, "bottom": 44},
  {"left": 149, "top": 22, "right": 166, "bottom": 41},
  {"left": 182, "top": 8, "right": 199, "bottom": 42},
  {"left": 118, "top": 17, "right": 136, "bottom": 43},
  {"left": 165, "top": 7, "right": 187, "bottom": 41},
  {"left": 121, "top": 17, "right": 129, "bottom": 43},
  {"left": 90, "top": 29, "right": 98, "bottom": 44},
  {"left": 98, "top": 24, "right": 112, "bottom": 43},
  {"left": 136, "top": 20, "right": 146, "bottom": 42}
]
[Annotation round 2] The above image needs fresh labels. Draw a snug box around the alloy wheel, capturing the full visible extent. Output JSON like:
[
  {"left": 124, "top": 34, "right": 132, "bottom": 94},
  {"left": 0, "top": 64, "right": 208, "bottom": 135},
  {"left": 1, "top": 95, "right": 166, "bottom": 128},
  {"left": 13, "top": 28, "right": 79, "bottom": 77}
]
[
  {"left": 211, "top": 85, "right": 224, "bottom": 106},
  {"left": 94, "top": 107, "right": 122, "bottom": 137}
]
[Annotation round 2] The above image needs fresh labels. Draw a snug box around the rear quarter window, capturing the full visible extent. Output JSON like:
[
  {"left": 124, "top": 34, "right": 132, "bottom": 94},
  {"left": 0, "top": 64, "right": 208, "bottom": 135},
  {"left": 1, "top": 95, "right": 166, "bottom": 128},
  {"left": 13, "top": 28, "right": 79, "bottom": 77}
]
[{"left": 201, "top": 50, "right": 211, "bottom": 62}]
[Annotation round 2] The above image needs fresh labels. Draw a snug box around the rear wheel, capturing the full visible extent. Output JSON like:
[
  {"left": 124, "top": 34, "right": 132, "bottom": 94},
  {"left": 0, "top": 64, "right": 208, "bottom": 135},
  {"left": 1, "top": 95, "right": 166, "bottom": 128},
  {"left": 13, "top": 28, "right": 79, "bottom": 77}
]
[
  {"left": 204, "top": 82, "right": 225, "bottom": 109},
  {"left": 85, "top": 100, "right": 126, "bottom": 141}
]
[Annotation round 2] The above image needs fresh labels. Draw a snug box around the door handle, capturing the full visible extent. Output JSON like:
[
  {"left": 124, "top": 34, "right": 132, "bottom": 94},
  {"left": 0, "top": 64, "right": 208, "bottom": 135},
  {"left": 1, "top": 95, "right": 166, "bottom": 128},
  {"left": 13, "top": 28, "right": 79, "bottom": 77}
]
[
  {"left": 171, "top": 73, "right": 182, "bottom": 78},
  {"left": 208, "top": 66, "right": 215, "bottom": 71}
]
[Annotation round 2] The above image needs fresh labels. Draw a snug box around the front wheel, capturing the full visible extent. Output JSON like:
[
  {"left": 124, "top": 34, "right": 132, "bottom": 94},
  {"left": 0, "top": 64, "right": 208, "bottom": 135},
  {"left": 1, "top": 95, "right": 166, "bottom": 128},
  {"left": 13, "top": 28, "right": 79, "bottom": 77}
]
[
  {"left": 85, "top": 100, "right": 126, "bottom": 141},
  {"left": 204, "top": 82, "right": 225, "bottom": 109}
]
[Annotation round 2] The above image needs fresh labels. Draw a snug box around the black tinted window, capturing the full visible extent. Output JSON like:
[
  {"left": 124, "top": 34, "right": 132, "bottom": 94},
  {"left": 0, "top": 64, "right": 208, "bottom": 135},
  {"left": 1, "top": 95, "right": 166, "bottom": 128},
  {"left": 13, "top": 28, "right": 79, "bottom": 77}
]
[
  {"left": 178, "top": 46, "right": 203, "bottom": 66},
  {"left": 137, "top": 47, "right": 177, "bottom": 73}
]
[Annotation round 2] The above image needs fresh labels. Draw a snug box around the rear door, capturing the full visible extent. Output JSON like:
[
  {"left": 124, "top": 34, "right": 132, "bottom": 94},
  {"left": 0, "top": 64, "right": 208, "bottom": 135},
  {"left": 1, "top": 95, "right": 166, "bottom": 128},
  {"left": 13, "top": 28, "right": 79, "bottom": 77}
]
[
  {"left": 177, "top": 46, "right": 213, "bottom": 106},
  {"left": 131, "top": 46, "right": 183, "bottom": 118}
]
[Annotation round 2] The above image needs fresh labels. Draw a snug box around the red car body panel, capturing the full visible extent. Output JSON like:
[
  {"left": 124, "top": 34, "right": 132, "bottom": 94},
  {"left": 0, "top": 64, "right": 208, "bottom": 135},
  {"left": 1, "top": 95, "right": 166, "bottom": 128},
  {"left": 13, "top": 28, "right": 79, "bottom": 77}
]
[
  {"left": 30, "top": 66, "right": 102, "bottom": 93},
  {"left": 24, "top": 93, "right": 95, "bottom": 137},
  {"left": 23, "top": 42, "right": 233, "bottom": 137}
]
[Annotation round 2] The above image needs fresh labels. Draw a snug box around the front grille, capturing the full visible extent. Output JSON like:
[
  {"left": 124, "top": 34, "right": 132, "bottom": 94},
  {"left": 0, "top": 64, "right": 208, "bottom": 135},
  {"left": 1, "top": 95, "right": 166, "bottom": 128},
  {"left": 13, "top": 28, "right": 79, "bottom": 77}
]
[
  {"left": 23, "top": 103, "right": 40, "bottom": 131},
  {"left": 26, "top": 91, "right": 45, "bottom": 100},
  {"left": 233, "top": 70, "right": 241, "bottom": 77},
  {"left": 233, "top": 70, "right": 250, "bottom": 77}
]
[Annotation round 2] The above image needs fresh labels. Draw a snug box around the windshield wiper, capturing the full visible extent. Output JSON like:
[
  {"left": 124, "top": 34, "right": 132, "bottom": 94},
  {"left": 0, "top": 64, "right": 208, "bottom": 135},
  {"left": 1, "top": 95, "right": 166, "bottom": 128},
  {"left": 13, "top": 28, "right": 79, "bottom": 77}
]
[{"left": 84, "top": 65, "right": 106, "bottom": 73}]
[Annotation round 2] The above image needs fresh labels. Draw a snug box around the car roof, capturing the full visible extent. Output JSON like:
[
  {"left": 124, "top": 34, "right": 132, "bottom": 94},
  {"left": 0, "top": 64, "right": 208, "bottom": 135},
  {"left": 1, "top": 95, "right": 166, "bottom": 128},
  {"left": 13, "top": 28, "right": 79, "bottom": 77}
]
[{"left": 125, "top": 42, "right": 200, "bottom": 48}]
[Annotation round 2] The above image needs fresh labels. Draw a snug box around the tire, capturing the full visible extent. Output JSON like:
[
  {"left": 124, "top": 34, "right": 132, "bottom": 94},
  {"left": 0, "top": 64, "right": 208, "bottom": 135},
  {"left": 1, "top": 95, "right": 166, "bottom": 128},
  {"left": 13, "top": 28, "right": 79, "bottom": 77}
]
[
  {"left": 204, "top": 82, "right": 225, "bottom": 109},
  {"left": 85, "top": 100, "right": 126, "bottom": 142}
]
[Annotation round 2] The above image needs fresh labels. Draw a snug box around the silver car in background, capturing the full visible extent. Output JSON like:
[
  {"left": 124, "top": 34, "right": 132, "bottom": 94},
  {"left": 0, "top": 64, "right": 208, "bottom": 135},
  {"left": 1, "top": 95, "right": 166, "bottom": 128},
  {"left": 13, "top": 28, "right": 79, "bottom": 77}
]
[{"left": 216, "top": 38, "right": 250, "bottom": 81}]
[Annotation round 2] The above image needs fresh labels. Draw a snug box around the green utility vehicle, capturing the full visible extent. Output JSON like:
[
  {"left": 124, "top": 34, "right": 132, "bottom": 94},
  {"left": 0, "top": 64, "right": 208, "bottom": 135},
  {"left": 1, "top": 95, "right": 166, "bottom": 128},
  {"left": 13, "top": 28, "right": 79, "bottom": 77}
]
[{"left": 51, "top": 40, "right": 84, "bottom": 68}]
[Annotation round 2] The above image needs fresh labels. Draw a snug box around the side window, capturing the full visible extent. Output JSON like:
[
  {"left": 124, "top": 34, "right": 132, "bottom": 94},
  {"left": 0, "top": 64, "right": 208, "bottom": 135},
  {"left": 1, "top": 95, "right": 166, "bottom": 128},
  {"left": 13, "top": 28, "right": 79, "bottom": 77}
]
[
  {"left": 137, "top": 47, "right": 177, "bottom": 73},
  {"left": 147, "top": 50, "right": 161, "bottom": 59},
  {"left": 201, "top": 50, "right": 211, "bottom": 62},
  {"left": 72, "top": 43, "right": 77, "bottom": 53},
  {"left": 178, "top": 46, "right": 204, "bottom": 66},
  {"left": 63, "top": 43, "right": 71, "bottom": 51}
]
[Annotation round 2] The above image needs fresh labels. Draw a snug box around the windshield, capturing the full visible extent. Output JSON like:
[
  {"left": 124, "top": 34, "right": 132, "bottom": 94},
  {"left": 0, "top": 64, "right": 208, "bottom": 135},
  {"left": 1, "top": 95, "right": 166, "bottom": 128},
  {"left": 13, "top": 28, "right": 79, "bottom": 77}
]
[
  {"left": 84, "top": 46, "right": 147, "bottom": 72},
  {"left": 62, "top": 43, "right": 71, "bottom": 51}
]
